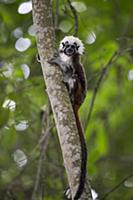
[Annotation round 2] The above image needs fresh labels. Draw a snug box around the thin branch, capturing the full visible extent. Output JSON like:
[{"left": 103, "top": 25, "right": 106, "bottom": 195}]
[
  {"left": 100, "top": 172, "right": 133, "bottom": 200},
  {"left": 86, "top": 7, "right": 133, "bottom": 127},
  {"left": 31, "top": 128, "right": 52, "bottom": 200},
  {"left": 54, "top": 0, "right": 59, "bottom": 32},
  {"left": 31, "top": 136, "right": 49, "bottom": 199},
  {"left": 86, "top": 50, "right": 120, "bottom": 127},
  {"left": 67, "top": 0, "right": 78, "bottom": 36},
  {"left": 31, "top": 103, "right": 52, "bottom": 200}
]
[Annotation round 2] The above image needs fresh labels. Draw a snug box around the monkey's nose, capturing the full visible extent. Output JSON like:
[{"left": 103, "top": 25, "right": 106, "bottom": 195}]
[{"left": 66, "top": 47, "right": 74, "bottom": 55}]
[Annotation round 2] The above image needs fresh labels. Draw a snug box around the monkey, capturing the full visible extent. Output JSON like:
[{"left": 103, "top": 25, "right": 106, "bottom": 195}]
[{"left": 48, "top": 36, "right": 87, "bottom": 200}]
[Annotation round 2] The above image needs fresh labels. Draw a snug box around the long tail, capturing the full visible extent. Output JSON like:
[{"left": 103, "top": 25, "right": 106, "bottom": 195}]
[{"left": 73, "top": 107, "right": 87, "bottom": 200}]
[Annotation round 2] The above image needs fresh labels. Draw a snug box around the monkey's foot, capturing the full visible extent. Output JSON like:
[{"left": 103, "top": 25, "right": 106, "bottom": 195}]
[
  {"left": 64, "top": 187, "right": 72, "bottom": 200},
  {"left": 36, "top": 54, "right": 41, "bottom": 62}
]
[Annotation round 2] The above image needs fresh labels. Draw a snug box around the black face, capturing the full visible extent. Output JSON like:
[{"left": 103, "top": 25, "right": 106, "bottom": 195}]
[{"left": 62, "top": 41, "right": 80, "bottom": 56}]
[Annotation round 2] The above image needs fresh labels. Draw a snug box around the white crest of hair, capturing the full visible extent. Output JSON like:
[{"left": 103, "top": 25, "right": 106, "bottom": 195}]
[{"left": 59, "top": 35, "right": 84, "bottom": 55}]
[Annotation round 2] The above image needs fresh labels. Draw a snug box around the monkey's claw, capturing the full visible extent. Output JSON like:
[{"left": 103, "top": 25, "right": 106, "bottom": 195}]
[{"left": 64, "top": 187, "right": 72, "bottom": 200}]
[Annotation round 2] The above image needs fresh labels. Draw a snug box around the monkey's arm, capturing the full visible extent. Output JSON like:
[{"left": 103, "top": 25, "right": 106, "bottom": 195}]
[{"left": 48, "top": 54, "right": 73, "bottom": 74}]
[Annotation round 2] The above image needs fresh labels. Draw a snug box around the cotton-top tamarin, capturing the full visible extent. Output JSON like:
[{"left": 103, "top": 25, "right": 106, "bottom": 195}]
[{"left": 48, "top": 36, "right": 87, "bottom": 200}]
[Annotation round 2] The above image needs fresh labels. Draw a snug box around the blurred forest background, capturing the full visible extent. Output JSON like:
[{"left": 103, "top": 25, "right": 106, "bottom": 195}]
[{"left": 0, "top": 0, "right": 133, "bottom": 199}]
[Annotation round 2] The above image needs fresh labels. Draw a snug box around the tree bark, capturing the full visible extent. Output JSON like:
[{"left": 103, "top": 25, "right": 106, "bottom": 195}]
[{"left": 32, "top": 0, "right": 92, "bottom": 199}]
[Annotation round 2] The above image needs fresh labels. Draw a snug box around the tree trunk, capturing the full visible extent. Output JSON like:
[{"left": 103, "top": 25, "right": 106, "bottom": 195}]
[{"left": 32, "top": 0, "right": 92, "bottom": 199}]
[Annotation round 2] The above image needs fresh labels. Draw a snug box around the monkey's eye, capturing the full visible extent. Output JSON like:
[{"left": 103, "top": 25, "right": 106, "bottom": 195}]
[
  {"left": 73, "top": 42, "right": 77, "bottom": 46},
  {"left": 62, "top": 42, "right": 65, "bottom": 47},
  {"left": 71, "top": 45, "right": 75, "bottom": 49},
  {"left": 66, "top": 44, "right": 70, "bottom": 48}
]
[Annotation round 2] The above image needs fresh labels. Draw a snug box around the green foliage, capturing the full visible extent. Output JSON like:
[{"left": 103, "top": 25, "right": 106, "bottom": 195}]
[{"left": 0, "top": 0, "right": 133, "bottom": 199}]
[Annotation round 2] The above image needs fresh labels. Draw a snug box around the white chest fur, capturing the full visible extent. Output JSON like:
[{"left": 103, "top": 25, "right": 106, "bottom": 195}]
[
  {"left": 59, "top": 52, "right": 75, "bottom": 73},
  {"left": 60, "top": 53, "right": 72, "bottom": 63}
]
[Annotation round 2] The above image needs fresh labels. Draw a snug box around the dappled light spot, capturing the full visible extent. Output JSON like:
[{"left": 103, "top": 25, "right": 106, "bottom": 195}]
[
  {"left": 4, "top": 126, "right": 10, "bottom": 130},
  {"left": 2, "top": 99, "right": 16, "bottom": 111},
  {"left": 28, "top": 24, "right": 36, "bottom": 36},
  {"left": 0, "top": 0, "right": 15, "bottom": 3},
  {"left": 72, "top": 1, "right": 87, "bottom": 13},
  {"left": 86, "top": 31, "right": 96, "bottom": 44},
  {"left": 13, "top": 149, "right": 28, "bottom": 168},
  {"left": 2, "top": 63, "right": 13, "bottom": 77},
  {"left": 12, "top": 27, "right": 23, "bottom": 38},
  {"left": 91, "top": 189, "right": 98, "bottom": 200},
  {"left": 15, "top": 120, "right": 29, "bottom": 131},
  {"left": 18, "top": 1, "right": 32, "bottom": 14},
  {"left": 124, "top": 179, "right": 133, "bottom": 188},
  {"left": 59, "top": 20, "right": 72, "bottom": 33},
  {"left": 21, "top": 64, "right": 30, "bottom": 79},
  {"left": 15, "top": 37, "right": 31, "bottom": 52},
  {"left": 128, "top": 69, "right": 133, "bottom": 81}
]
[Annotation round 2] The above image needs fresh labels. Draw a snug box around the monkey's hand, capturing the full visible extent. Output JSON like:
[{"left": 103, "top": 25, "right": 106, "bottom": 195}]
[
  {"left": 48, "top": 59, "right": 57, "bottom": 65},
  {"left": 48, "top": 54, "right": 61, "bottom": 66},
  {"left": 48, "top": 56, "right": 73, "bottom": 75}
]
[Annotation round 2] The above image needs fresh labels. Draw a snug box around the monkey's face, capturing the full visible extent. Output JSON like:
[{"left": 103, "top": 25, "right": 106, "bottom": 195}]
[
  {"left": 62, "top": 41, "right": 79, "bottom": 56},
  {"left": 59, "top": 36, "right": 84, "bottom": 56}
]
